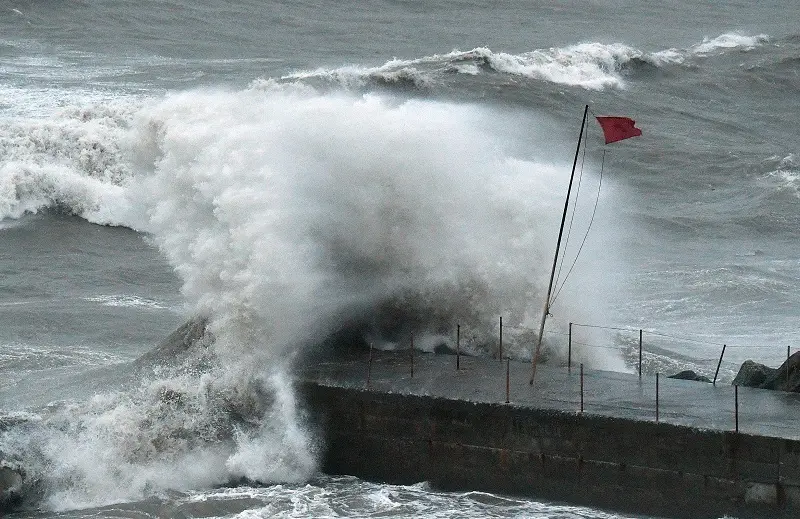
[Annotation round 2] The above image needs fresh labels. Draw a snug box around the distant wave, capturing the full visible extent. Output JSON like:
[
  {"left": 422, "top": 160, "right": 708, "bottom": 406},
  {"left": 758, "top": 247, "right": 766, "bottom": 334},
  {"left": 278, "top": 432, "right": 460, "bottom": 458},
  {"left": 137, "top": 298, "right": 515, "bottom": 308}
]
[
  {"left": 691, "top": 33, "right": 769, "bottom": 55},
  {"left": 83, "top": 294, "right": 169, "bottom": 310},
  {"left": 278, "top": 32, "right": 770, "bottom": 92},
  {"left": 282, "top": 44, "right": 636, "bottom": 91},
  {"left": 764, "top": 154, "right": 799, "bottom": 197},
  {"left": 283, "top": 62, "right": 436, "bottom": 90}
]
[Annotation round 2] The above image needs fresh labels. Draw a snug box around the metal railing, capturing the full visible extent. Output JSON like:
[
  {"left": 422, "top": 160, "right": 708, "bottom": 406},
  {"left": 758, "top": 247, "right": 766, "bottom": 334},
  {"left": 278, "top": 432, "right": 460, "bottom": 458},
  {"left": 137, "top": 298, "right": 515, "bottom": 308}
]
[{"left": 356, "top": 315, "right": 797, "bottom": 435}]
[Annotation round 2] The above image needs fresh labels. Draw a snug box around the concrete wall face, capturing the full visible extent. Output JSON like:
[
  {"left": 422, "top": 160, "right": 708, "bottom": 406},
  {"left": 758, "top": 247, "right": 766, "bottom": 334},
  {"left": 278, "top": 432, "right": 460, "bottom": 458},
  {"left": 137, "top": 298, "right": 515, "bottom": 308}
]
[{"left": 300, "top": 383, "right": 800, "bottom": 519}]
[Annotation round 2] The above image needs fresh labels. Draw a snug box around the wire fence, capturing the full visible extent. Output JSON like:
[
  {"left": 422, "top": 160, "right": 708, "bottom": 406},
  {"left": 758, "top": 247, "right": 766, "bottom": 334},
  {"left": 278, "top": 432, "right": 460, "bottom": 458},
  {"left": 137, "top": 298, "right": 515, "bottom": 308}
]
[
  {"left": 515, "top": 319, "right": 797, "bottom": 385},
  {"left": 357, "top": 316, "right": 799, "bottom": 436}
]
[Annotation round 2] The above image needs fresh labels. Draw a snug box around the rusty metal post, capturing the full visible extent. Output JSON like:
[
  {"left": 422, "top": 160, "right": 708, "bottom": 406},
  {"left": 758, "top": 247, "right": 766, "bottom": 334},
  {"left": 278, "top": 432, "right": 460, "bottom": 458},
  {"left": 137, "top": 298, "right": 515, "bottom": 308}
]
[
  {"left": 713, "top": 344, "right": 726, "bottom": 386},
  {"left": 735, "top": 384, "right": 739, "bottom": 433},
  {"left": 638, "top": 329, "right": 643, "bottom": 379},
  {"left": 456, "top": 323, "right": 460, "bottom": 371},
  {"left": 580, "top": 363, "right": 584, "bottom": 413},
  {"left": 410, "top": 332, "right": 414, "bottom": 379},
  {"left": 568, "top": 322, "right": 573, "bottom": 373},
  {"left": 656, "top": 372, "right": 660, "bottom": 423},
  {"left": 505, "top": 358, "right": 510, "bottom": 404}
]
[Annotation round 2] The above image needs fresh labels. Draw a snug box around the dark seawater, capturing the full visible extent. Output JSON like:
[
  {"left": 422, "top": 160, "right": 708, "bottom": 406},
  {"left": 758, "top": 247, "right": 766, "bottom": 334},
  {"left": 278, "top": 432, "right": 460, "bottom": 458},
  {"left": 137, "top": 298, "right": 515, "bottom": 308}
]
[{"left": 1, "top": 0, "right": 798, "bottom": 516}]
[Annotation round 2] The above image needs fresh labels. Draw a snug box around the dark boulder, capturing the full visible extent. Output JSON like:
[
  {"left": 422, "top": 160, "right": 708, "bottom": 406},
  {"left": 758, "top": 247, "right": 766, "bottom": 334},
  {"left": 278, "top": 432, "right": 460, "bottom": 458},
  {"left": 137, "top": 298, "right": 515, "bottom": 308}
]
[
  {"left": 668, "top": 370, "right": 711, "bottom": 383},
  {"left": 759, "top": 351, "right": 800, "bottom": 392},
  {"left": 733, "top": 352, "right": 800, "bottom": 392},
  {"left": 732, "top": 360, "right": 777, "bottom": 388}
]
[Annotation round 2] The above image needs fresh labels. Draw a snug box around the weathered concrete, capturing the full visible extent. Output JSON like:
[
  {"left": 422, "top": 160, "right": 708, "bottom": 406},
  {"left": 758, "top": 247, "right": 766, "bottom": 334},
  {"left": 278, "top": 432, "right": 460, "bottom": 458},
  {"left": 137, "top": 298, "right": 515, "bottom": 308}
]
[{"left": 296, "top": 350, "right": 800, "bottom": 519}]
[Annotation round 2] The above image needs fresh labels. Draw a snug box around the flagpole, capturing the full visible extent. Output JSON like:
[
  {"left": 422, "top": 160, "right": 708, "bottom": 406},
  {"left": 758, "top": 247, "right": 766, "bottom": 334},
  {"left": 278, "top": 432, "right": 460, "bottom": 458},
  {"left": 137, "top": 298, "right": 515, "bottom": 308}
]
[{"left": 530, "top": 104, "right": 589, "bottom": 385}]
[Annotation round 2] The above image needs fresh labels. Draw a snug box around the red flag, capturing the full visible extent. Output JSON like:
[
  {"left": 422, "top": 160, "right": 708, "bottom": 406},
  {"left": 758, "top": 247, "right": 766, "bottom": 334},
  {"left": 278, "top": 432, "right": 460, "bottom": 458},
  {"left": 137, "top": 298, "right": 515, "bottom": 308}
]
[{"left": 595, "top": 116, "right": 642, "bottom": 144}]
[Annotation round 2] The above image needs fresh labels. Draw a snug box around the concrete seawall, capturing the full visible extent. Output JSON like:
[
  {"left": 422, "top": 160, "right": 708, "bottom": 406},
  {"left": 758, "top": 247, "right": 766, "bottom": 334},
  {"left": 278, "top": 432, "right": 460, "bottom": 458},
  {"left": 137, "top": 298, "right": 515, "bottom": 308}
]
[{"left": 297, "top": 351, "right": 800, "bottom": 518}]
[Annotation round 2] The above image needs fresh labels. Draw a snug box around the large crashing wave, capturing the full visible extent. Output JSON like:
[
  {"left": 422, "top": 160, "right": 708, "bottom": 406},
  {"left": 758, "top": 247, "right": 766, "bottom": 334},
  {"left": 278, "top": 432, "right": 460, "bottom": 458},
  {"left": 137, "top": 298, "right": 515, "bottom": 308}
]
[
  {"left": 129, "top": 83, "right": 578, "bottom": 356},
  {"left": 1, "top": 82, "right": 628, "bottom": 510}
]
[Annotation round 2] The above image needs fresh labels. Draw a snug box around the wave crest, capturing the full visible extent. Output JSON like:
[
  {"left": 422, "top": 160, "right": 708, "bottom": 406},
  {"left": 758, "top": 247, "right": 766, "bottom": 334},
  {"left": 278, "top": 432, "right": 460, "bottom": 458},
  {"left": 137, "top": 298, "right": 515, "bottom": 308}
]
[
  {"left": 277, "top": 32, "right": 770, "bottom": 92},
  {"left": 0, "top": 100, "right": 139, "bottom": 225}
]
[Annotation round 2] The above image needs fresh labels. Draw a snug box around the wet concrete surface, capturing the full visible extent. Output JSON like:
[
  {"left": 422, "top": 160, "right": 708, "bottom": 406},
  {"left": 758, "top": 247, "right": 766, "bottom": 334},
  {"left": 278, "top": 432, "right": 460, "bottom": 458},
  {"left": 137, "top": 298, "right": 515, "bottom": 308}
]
[{"left": 296, "top": 349, "right": 800, "bottom": 440}]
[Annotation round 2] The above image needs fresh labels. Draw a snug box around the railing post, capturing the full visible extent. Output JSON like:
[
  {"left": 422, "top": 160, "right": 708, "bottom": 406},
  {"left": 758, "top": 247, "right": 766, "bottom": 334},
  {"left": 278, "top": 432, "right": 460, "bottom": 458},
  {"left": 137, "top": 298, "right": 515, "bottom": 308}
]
[
  {"left": 580, "top": 363, "right": 584, "bottom": 413},
  {"left": 499, "top": 316, "right": 503, "bottom": 361},
  {"left": 638, "top": 329, "right": 643, "bottom": 378},
  {"left": 410, "top": 332, "right": 414, "bottom": 379},
  {"left": 735, "top": 384, "right": 739, "bottom": 433},
  {"left": 713, "top": 344, "right": 726, "bottom": 386},
  {"left": 456, "top": 323, "right": 460, "bottom": 371},
  {"left": 505, "top": 358, "right": 510, "bottom": 404},
  {"left": 656, "top": 372, "right": 660, "bottom": 423},
  {"left": 367, "top": 342, "right": 373, "bottom": 389},
  {"left": 568, "top": 322, "right": 573, "bottom": 373}
]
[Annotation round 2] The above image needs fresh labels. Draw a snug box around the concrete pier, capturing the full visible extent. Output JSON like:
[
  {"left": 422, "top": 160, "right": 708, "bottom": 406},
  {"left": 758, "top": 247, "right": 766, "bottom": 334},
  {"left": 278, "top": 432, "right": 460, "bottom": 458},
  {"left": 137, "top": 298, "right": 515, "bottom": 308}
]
[{"left": 296, "top": 350, "right": 800, "bottom": 518}]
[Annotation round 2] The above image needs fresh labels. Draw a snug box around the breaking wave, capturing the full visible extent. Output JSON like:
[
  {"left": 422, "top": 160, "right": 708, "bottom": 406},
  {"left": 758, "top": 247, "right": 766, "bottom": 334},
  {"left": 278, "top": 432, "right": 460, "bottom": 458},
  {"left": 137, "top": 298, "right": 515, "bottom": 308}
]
[
  {"left": 280, "top": 32, "right": 770, "bottom": 91},
  {"left": 0, "top": 99, "right": 140, "bottom": 226}
]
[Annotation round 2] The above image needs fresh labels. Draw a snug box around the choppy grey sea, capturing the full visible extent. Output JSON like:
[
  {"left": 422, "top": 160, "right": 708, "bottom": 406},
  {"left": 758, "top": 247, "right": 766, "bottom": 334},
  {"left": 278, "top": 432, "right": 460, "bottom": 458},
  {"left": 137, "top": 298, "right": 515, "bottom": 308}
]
[{"left": 1, "top": 0, "right": 798, "bottom": 517}]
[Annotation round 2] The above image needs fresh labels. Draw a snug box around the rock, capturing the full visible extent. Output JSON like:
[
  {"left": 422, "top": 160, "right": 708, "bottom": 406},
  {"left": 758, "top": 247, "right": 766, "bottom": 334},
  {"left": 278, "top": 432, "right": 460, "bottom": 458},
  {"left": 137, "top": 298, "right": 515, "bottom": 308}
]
[
  {"left": 134, "top": 316, "right": 211, "bottom": 368},
  {"left": 759, "top": 351, "right": 800, "bottom": 392},
  {"left": 732, "top": 360, "right": 777, "bottom": 388},
  {"left": 0, "top": 462, "right": 23, "bottom": 512},
  {"left": 668, "top": 370, "right": 711, "bottom": 383},
  {"left": 434, "top": 342, "right": 456, "bottom": 355},
  {"left": 732, "top": 353, "right": 800, "bottom": 392}
]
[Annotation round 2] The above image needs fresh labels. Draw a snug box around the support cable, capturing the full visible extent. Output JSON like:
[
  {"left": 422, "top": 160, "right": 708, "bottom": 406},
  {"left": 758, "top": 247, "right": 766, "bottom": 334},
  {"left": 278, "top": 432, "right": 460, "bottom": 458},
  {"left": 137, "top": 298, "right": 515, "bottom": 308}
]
[
  {"left": 550, "top": 148, "right": 606, "bottom": 307},
  {"left": 552, "top": 123, "right": 590, "bottom": 304}
]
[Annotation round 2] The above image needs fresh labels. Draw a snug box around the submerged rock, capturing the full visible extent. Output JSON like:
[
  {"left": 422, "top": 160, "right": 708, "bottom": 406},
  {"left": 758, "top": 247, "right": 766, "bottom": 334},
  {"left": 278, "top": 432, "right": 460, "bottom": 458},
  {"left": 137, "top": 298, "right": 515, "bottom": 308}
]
[
  {"left": 668, "top": 370, "right": 711, "bottom": 383},
  {"left": 733, "top": 353, "right": 800, "bottom": 392}
]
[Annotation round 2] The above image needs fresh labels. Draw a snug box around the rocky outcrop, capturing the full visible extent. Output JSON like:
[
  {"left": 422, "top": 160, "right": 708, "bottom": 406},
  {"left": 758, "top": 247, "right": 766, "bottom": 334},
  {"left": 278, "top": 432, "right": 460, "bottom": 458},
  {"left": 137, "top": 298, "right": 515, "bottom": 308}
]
[
  {"left": 732, "top": 352, "right": 800, "bottom": 392},
  {"left": 134, "top": 316, "right": 211, "bottom": 368},
  {"left": 668, "top": 370, "right": 711, "bottom": 383}
]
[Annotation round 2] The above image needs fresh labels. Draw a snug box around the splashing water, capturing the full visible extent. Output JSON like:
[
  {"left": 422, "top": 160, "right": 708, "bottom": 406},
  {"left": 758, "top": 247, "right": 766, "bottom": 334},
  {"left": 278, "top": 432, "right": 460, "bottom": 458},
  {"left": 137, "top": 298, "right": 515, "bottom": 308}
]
[{"left": 1, "top": 83, "right": 627, "bottom": 510}]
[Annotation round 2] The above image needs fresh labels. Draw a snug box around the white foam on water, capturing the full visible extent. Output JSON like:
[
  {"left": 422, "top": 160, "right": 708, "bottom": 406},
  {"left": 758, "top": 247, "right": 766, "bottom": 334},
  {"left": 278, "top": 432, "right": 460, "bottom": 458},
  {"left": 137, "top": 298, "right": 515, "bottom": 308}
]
[
  {"left": 691, "top": 33, "right": 769, "bottom": 55},
  {"left": 764, "top": 154, "right": 799, "bottom": 196},
  {"left": 181, "top": 476, "right": 643, "bottom": 519},
  {"left": 83, "top": 294, "right": 169, "bottom": 309}
]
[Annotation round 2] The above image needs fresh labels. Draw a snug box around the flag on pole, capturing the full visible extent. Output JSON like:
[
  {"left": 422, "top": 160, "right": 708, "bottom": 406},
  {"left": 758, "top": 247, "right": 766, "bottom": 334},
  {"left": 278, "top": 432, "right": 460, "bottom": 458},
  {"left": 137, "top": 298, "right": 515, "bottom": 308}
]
[{"left": 595, "top": 116, "right": 642, "bottom": 144}]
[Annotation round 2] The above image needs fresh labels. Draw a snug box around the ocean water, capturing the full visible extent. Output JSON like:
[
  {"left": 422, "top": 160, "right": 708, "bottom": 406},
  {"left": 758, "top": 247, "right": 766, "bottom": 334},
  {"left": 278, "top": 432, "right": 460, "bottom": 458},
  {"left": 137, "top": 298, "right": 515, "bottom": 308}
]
[{"left": 1, "top": 0, "right": 798, "bottom": 516}]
